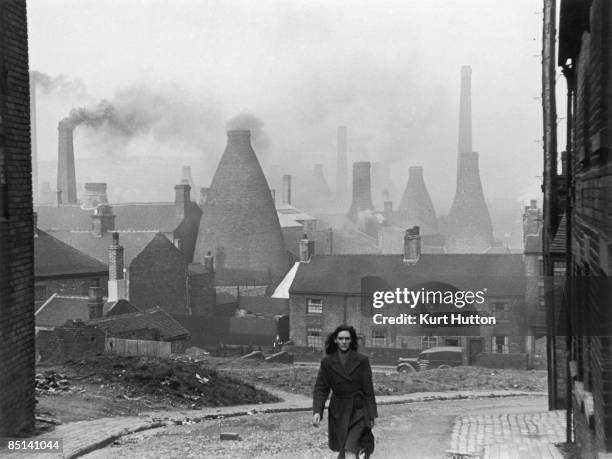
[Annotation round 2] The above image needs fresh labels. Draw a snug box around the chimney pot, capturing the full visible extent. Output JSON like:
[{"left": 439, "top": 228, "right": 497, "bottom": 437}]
[{"left": 91, "top": 204, "right": 115, "bottom": 237}]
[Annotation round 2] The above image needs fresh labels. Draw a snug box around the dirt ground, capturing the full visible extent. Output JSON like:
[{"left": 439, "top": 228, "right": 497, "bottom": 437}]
[{"left": 35, "top": 352, "right": 546, "bottom": 426}]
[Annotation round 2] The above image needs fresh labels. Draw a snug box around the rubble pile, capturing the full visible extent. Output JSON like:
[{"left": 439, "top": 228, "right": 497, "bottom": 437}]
[{"left": 35, "top": 370, "right": 72, "bottom": 395}]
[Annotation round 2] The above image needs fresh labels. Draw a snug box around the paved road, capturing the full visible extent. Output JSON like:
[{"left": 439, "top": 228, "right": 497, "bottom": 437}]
[{"left": 83, "top": 396, "right": 551, "bottom": 459}]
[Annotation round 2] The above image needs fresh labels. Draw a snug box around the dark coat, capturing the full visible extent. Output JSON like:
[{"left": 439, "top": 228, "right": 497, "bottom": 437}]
[{"left": 313, "top": 351, "right": 378, "bottom": 452}]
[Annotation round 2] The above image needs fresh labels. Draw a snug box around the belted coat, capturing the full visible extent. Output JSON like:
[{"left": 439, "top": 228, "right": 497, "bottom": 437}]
[{"left": 313, "top": 350, "right": 378, "bottom": 452}]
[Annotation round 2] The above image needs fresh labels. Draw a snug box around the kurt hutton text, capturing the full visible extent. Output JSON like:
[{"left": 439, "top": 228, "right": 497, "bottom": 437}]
[{"left": 372, "top": 313, "right": 496, "bottom": 326}]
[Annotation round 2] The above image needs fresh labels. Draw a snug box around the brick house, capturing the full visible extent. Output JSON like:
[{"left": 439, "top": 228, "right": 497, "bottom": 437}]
[
  {"left": 0, "top": 0, "right": 34, "bottom": 436},
  {"left": 556, "top": 0, "right": 612, "bottom": 455},
  {"left": 34, "top": 227, "right": 108, "bottom": 308},
  {"left": 284, "top": 231, "right": 529, "bottom": 364}
]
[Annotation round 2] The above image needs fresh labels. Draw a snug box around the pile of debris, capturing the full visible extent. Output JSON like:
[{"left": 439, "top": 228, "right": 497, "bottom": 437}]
[{"left": 35, "top": 370, "right": 71, "bottom": 395}]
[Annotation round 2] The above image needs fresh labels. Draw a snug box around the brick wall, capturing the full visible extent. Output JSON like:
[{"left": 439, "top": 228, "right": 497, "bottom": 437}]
[
  {"left": 36, "top": 322, "right": 105, "bottom": 362},
  {"left": 0, "top": 0, "right": 35, "bottom": 436},
  {"left": 129, "top": 235, "right": 190, "bottom": 315},
  {"left": 474, "top": 353, "right": 528, "bottom": 370},
  {"left": 567, "top": 0, "right": 612, "bottom": 453}
]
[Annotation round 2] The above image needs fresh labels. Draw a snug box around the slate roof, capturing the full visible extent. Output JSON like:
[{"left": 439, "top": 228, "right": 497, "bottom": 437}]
[
  {"left": 88, "top": 307, "right": 190, "bottom": 341},
  {"left": 35, "top": 230, "right": 108, "bottom": 279},
  {"left": 46, "top": 230, "right": 159, "bottom": 266},
  {"left": 35, "top": 201, "right": 201, "bottom": 233},
  {"left": 35, "top": 294, "right": 89, "bottom": 327},
  {"left": 290, "top": 253, "right": 525, "bottom": 296}
]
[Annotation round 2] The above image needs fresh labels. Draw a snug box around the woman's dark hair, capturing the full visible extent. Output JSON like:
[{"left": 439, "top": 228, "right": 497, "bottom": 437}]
[{"left": 325, "top": 325, "right": 358, "bottom": 354}]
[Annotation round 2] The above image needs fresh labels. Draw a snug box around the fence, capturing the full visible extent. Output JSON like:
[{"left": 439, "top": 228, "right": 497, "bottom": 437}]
[{"left": 105, "top": 337, "right": 171, "bottom": 358}]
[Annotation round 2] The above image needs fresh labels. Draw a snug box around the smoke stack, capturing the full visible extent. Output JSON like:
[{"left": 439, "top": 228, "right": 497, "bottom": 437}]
[
  {"left": 523, "top": 201, "right": 542, "bottom": 239},
  {"left": 30, "top": 74, "right": 38, "bottom": 203},
  {"left": 447, "top": 67, "right": 493, "bottom": 253},
  {"left": 57, "top": 119, "right": 77, "bottom": 204},
  {"left": 82, "top": 183, "right": 108, "bottom": 210},
  {"left": 398, "top": 166, "right": 438, "bottom": 235},
  {"left": 91, "top": 204, "right": 115, "bottom": 237},
  {"left": 55, "top": 190, "right": 63, "bottom": 207},
  {"left": 282, "top": 174, "right": 292, "bottom": 205},
  {"left": 403, "top": 226, "right": 421, "bottom": 265},
  {"left": 347, "top": 161, "right": 374, "bottom": 221},
  {"left": 195, "top": 130, "right": 290, "bottom": 287},
  {"left": 108, "top": 232, "right": 128, "bottom": 301},
  {"left": 458, "top": 66, "right": 472, "bottom": 154},
  {"left": 87, "top": 286, "right": 104, "bottom": 320},
  {"left": 174, "top": 183, "right": 191, "bottom": 219},
  {"left": 336, "top": 126, "right": 348, "bottom": 194}
]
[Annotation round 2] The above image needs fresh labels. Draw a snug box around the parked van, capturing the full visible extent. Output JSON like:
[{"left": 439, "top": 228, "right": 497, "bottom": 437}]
[{"left": 397, "top": 346, "right": 463, "bottom": 372}]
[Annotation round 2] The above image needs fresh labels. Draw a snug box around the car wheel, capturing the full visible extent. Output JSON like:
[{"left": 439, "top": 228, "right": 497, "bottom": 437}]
[
  {"left": 398, "top": 365, "right": 416, "bottom": 374},
  {"left": 438, "top": 365, "right": 450, "bottom": 370}
]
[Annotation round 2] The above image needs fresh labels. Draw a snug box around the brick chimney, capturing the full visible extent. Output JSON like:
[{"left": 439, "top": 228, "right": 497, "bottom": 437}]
[
  {"left": 282, "top": 174, "right": 292, "bottom": 205},
  {"left": 108, "top": 232, "right": 128, "bottom": 302},
  {"left": 336, "top": 126, "right": 348, "bottom": 194},
  {"left": 87, "top": 286, "right": 104, "bottom": 319},
  {"left": 523, "top": 200, "right": 542, "bottom": 240},
  {"left": 55, "top": 190, "right": 63, "bottom": 207},
  {"left": 181, "top": 165, "right": 196, "bottom": 190},
  {"left": 30, "top": 74, "right": 38, "bottom": 203},
  {"left": 403, "top": 226, "right": 421, "bottom": 265},
  {"left": 91, "top": 204, "right": 115, "bottom": 237},
  {"left": 299, "top": 234, "right": 315, "bottom": 263},
  {"left": 174, "top": 184, "right": 191, "bottom": 219},
  {"left": 347, "top": 161, "right": 374, "bottom": 222},
  {"left": 82, "top": 183, "right": 108, "bottom": 210},
  {"left": 57, "top": 119, "right": 77, "bottom": 204}
]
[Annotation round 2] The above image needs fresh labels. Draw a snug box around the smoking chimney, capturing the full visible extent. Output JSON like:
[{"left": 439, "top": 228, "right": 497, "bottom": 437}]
[
  {"left": 336, "top": 126, "right": 348, "bottom": 194},
  {"left": 195, "top": 130, "right": 290, "bottom": 287},
  {"left": 87, "top": 286, "right": 104, "bottom": 320},
  {"left": 30, "top": 74, "right": 38, "bottom": 203},
  {"left": 347, "top": 161, "right": 374, "bottom": 221},
  {"left": 282, "top": 174, "right": 292, "bottom": 205},
  {"left": 108, "top": 232, "right": 128, "bottom": 301},
  {"left": 398, "top": 166, "right": 438, "bottom": 235},
  {"left": 447, "top": 66, "right": 493, "bottom": 253},
  {"left": 82, "top": 183, "right": 108, "bottom": 210},
  {"left": 57, "top": 119, "right": 77, "bottom": 204}
]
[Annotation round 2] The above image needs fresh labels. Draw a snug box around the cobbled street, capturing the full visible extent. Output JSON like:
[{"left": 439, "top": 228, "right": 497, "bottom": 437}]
[{"left": 83, "top": 396, "right": 551, "bottom": 459}]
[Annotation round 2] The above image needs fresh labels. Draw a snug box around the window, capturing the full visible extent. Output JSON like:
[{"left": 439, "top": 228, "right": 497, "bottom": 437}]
[
  {"left": 493, "top": 302, "right": 509, "bottom": 320},
  {"left": 307, "top": 328, "right": 322, "bottom": 348},
  {"left": 307, "top": 298, "right": 322, "bottom": 314},
  {"left": 444, "top": 338, "right": 460, "bottom": 346},
  {"left": 371, "top": 330, "right": 387, "bottom": 348},
  {"left": 421, "top": 336, "right": 438, "bottom": 350},
  {"left": 492, "top": 336, "right": 509, "bottom": 354}
]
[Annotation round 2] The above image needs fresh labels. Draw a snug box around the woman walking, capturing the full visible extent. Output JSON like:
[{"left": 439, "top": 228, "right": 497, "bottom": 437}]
[{"left": 312, "top": 325, "right": 378, "bottom": 458}]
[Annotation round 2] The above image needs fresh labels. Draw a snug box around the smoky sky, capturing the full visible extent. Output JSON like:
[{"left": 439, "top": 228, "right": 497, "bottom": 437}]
[{"left": 29, "top": 0, "right": 545, "bottom": 209}]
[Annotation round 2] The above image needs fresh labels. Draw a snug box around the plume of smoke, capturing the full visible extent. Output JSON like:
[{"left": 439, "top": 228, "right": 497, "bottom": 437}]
[
  {"left": 62, "top": 82, "right": 225, "bottom": 159},
  {"left": 226, "top": 112, "right": 271, "bottom": 153},
  {"left": 30, "top": 70, "right": 88, "bottom": 96}
]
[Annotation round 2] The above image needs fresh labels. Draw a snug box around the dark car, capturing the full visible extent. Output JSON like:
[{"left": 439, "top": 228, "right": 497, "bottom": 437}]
[{"left": 397, "top": 346, "right": 464, "bottom": 373}]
